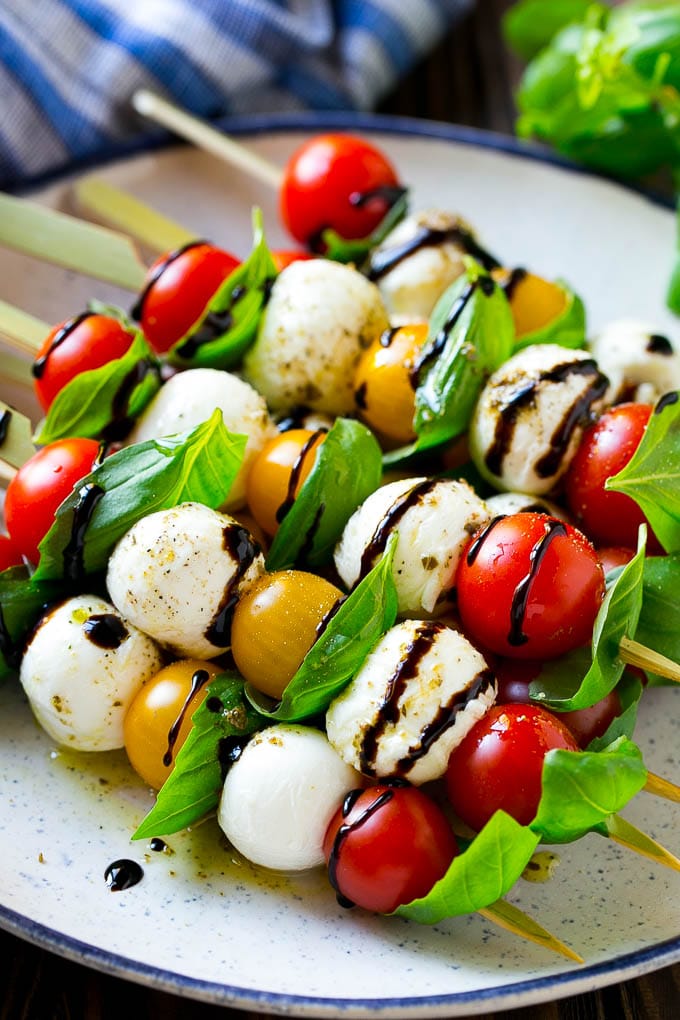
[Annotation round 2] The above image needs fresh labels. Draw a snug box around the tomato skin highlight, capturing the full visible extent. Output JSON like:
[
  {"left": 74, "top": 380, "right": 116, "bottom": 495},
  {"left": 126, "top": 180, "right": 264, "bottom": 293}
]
[
  {"left": 33, "top": 313, "right": 135, "bottom": 413},
  {"left": 280, "top": 133, "right": 400, "bottom": 246},
  {"left": 4, "top": 438, "right": 101, "bottom": 563},
  {"left": 135, "top": 242, "right": 240, "bottom": 354},
  {"left": 456, "top": 513, "right": 605, "bottom": 660},
  {"left": 566, "top": 402, "right": 662, "bottom": 552},
  {"left": 446, "top": 704, "right": 579, "bottom": 831},
  {"left": 323, "top": 784, "right": 458, "bottom": 914}
]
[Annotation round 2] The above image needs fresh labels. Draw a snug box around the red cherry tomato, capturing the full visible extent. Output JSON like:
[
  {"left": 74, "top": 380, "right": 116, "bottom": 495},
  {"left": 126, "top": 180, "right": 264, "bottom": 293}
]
[
  {"left": 566, "top": 403, "right": 662, "bottom": 552},
  {"left": 456, "top": 513, "right": 605, "bottom": 660},
  {"left": 0, "top": 534, "right": 23, "bottom": 571},
  {"left": 322, "top": 784, "right": 458, "bottom": 914},
  {"left": 4, "top": 438, "right": 101, "bottom": 563},
  {"left": 134, "top": 242, "right": 239, "bottom": 354},
  {"left": 598, "top": 545, "right": 636, "bottom": 576},
  {"left": 446, "top": 704, "right": 579, "bottom": 830},
  {"left": 280, "top": 133, "right": 400, "bottom": 247},
  {"left": 33, "top": 313, "right": 135, "bottom": 413}
]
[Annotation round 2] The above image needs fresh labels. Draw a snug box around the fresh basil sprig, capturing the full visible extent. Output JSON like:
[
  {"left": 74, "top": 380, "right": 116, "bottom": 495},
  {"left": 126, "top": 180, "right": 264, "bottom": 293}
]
[
  {"left": 246, "top": 537, "right": 398, "bottom": 722},
  {"left": 321, "top": 189, "right": 409, "bottom": 264},
  {"left": 34, "top": 332, "right": 161, "bottom": 444},
  {"left": 605, "top": 390, "right": 680, "bottom": 553},
  {"left": 530, "top": 736, "right": 647, "bottom": 844},
  {"left": 32, "top": 409, "right": 245, "bottom": 582},
  {"left": 0, "top": 566, "right": 64, "bottom": 679},
  {"left": 512, "top": 278, "right": 586, "bottom": 351},
  {"left": 394, "top": 811, "right": 539, "bottom": 922},
  {"left": 586, "top": 669, "right": 643, "bottom": 751},
  {"left": 265, "top": 417, "right": 382, "bottom": 571},
  {"left": 133, "top": 672, "right": 266, "bottom": 839},
  {"left": 168, "top": 208, "right": 277, "bottom": 370},
  {"left": 384, "top": 259, "right": 515, "bottom": 464},
  {"left": 503, "top": 0, "right": 595, "bottom": 61},
  {"left": 530, "top": 530, "right": 646, "bottom": 710}
]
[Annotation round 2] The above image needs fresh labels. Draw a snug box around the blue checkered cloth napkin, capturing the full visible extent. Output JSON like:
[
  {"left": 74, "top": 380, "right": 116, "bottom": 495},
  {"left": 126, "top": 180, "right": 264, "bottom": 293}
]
[{"left": 0, "top": 0, "right": 471, "bottom": 189}]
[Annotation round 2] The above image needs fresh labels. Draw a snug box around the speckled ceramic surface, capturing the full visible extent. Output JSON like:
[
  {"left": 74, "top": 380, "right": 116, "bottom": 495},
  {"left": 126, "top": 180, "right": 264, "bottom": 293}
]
[{"left": 1, "top": 115, "right": 679, "bottom": 1016}]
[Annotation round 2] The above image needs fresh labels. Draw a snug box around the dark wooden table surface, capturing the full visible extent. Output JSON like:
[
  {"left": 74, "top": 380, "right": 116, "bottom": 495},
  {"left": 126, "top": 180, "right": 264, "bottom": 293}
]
[{"left": 2, "top": 1, "right": 679, "bottom": 1018}]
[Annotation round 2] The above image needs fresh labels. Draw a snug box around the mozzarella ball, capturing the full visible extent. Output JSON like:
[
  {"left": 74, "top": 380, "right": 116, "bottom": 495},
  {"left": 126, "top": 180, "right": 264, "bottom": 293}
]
[
  {"left": 365, "top": 209, "right": 485, "bottom": 323},
  {"left": 485, "top": 491, "right": 569, "bottom": 520},
  {"left": 20, "top": 595, "right": 163, "bottom": 751},
  {"left": 588, "top": 319, "right": 680, "bottom": 404},
  {"left": 334, "top": 476, "right": 490, "bottom": 615},
  {"left": 242, "top": 259, "right": 389, "bottom": 416},
  {"left": 126, "top": 368, "right": 276, "bottom": 510},
  {"left": 106, "top": 501, "right": 265, "bottom": 659},
  {"left": 218, "top": 724, "right": 360, "bottom": 870},
  {"left": 470, "top": 344, "right": 609, "bottom": 496},
  {"left": 326, "top": 620, "right": 496, "bottom": 785}
]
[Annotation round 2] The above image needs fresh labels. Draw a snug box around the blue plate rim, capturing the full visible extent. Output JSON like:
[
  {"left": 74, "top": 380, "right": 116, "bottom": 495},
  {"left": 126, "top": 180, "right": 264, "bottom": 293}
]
[{"left": 3, "top": 109, "right": 678, "bottom": 1014}]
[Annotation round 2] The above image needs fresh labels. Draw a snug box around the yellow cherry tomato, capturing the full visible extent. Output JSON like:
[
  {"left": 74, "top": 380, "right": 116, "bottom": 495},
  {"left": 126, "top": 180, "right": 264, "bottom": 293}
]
[
  {"left": 353, "top": 323, "right": 428, "bottom": 443},
  {"left": 231, "top": 570, "right": 343, "bottom": 700},
  {"left": 246, "top": 428, "right": 326, "bottom": 537},
  {"left": 124, "top": 659, "right": 221, "bottom": 789},
  {"left": 494, "top": 268, "right": 567, "bottom": 339}
]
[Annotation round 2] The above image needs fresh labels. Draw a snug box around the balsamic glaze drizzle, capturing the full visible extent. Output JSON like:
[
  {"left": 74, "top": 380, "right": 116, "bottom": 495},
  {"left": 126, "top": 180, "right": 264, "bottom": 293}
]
[
  {"left": 0, "top": 408, "right": 11, "bottom": 446},
  {"left": 82, "top": 613, "right": 128, "bottom": 649},
  {"left": 173, "top": 283, "right": 249, "bottom": 360},
  {"left": 409, "top": 277, "right": 494, "bottom": 387},
  {"left": 101, "top": 359, "right": 161, "bottom": 442},
  {"left": 348, "top": 185, "right": 408, "bottom": 209},
  {"left": 358, "top": 478, "right": 438, "bottom": 581},
  {"left": 130, "top": 240, "right": 206, "bottom": 321},
  {"left": 275, "top": 429, "right": 326, "bottom": 524},
  {"left": 62, "top": 483, "right": 105, "bottom": 585},
  {"left": 104, "top": 859, "right": 143, "bottom": 891},
  {"left": 163, "top": 669, "right": 211, "bottom": 767},
  {"left": 655, "top": 390, "right": 679, "bottom": 414},
  {"left": 31, "top": 312, "right": 93, "bottom": 379},
  {"left": 647, "top": 333, "right": 674, "bottom": 356},
  {"left": 367, "top": 222, "right": 500, "bottom": 283},
  {"left": 508, "top": 518, "right": 567, "bottom": 646},
  {"left": 204, "top": 526, "right": 260, "bottom": 646},
  {"left": 327, "top": 788, "right": 395, "bottom": 907},
  {"left": 466, "top": 515, "right": 507, "bottom": 566}
]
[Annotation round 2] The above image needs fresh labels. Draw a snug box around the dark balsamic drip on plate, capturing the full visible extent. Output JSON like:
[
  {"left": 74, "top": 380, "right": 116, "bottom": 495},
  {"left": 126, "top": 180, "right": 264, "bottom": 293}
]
[
  {"left": 130, "top": 240, "right": 206, "bottom": 321},
  {"left": 484, "top": 358, "right": 608, "bottom": 479},
  {"left": 0, "top": 408, "right": 11, "bottom": 446},
  {"left": 149, "top": 837, "right": 168, "bottom": 852},
  {"left": 358, "top": 478, "right": 438, "bottom": 581},
  {"left": 655, "top": 390, "right": 679, "bottom": 414},
  {"left": 647, "top": 333, "right": 674, "bottom": 355},
  {"left": 174, "top": 283, "right": 249, "bottom": 360},
  {"left": 508, "top": 518, "right": 567, "bottom": 646},
  {"left": 101, "top": 359, "right": 162, "bottom": 443},
  {"left": 163, "top": 669, "right": 211, "bottom": 767},
  {"left": 498, "top": 266, "right": 527, "bottom": 300},
  {"left": 104, "top": 859, "right": 143, "bottom": 891},
  {"left": 62, "top": 483, "right": 105, "bottom": 585},
  {"left": 275, "top": 428, "right": 326, "bottom": 524},
  {"left": 31, "top": 311, "right": 93, "bottom": 379},
  {"left": 82, "top": 613, "right": 128, "bottom": 649},
  {"left": 409, "top": 277, "right": 494, "bottom": 387},
  {"left": 367, "top": 223, "right": 500, "bottom": 283},
  {"left": 465, "top": 514, "right": 507, "bottom": 566},
  {"left": 348, "top": 185, "right": 408, "bottom": 209},
  {"left": 204, "top": 526, "right": 260, "bottom": 647},
  {"left": 327, "top": 788, "right": 394, "bottom": 907},
  {"left": 397, "top": 668, "right": 495, "bottom": 774},
  {"left": 359, "top": 620, "right": 444, "bottom": 776}
]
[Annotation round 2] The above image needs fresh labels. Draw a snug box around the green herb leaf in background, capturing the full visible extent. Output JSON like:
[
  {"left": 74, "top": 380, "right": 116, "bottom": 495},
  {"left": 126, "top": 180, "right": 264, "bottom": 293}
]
[
  {"left": 606, "top": 391, "right": 680, "bottom": 552},
  {"left": 169, "top": 208, "right": 277, "bottom": 370},
  {"left": 34, "top": 332, "right": 161, "bottom": 444},
  {"left": 0, "top": 566, "right": 64, "bottom": 679},
  {"left": 503, "top": 0, "right": 598, "bottom": 62},
  {"left": 531, "top": 736, "right": 647, "bottom": 844},
  {"left": 247, "top": 536, "right": 398, "bottom": 722},
  {"left": 265, "top": 417, "right": 383, "bottom": 571},
  {"left": 394, "top": 811, "right": 539, "bottom": 922},
  {"left": 531, "top": 531, "right": 646, "bottom": 710},
  {"left": 133, "top": 672, "right": 265, "bottom": 839},
  {"left": 33, "top": 409, "right": 245, "bottom": 582}
]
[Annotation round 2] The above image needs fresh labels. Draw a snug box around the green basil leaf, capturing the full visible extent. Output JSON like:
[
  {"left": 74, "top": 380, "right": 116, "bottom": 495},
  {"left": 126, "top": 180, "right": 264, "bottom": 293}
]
[
  {"left": 530, "top": 531, "right": 646, "bottom": 710},
  {"left": 246, "top": 536, "right": 398, "bottom": 722},
  {"left": 530, "top": 736, "right": 647, "bottom": 844},
  {"left": 635, "top": 552, "right": 680, "bottom": 682},
  {"left": 394, "top": 811, "right": 539, "bottom": 922},
  {"left": 321, "top": 189, "right": 409, "bottom": 264},
  {"left": 265, "top": 417, "right": 383, "bottom": 571},
  {"left": 383, "top": 261, "right": 514, "bottom": 465},
  {"left": 606, "top": 390, "right": 680, "bottom": 552},
  {"left": 32, "top": 409, "right": 246, "bottom": 582},
  {"left": 0, "top": 402, "right": 35, "bottom": 469},
  {"left": 503, "top": 0, "right": 598, "bottom": 61},
  {"left": 132, "top": 672, "right": 265, "bottom": 839},
  {"left": 34, "top": 332, "right": 161, "bottom": 444},
  {"left": 586, "top": 669, "right": 643, "bottom": 751},
  {"left": 168, "top": 208, "right": 277, "bottom": 370},
  {"left": 512, "top": 279, "right": 586, "bottom": 351},
  {"left": 0, "top": 566, "right": 64, "bottom": 679}
]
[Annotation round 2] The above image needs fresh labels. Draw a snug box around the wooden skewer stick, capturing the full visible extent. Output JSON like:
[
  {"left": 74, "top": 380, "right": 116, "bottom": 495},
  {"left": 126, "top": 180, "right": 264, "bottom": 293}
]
[
  {"left": 73, "top": 177, "right": 195, "bottom": 254},
  {"left": 0, "top": 299, "right": 49, "bottom": 357},
  {"left": 479, "top": 900, "right": 584, "bottom": 963},
  {"left": 132, "top": 89, "right": 284, "bottom": 191},
  {"left": 619, "top": 635, "right": 680, "bottom": 684},
  {"left": 644, "top": 771, "right": 680, "bottom": 804},
  {"left": 605, "top": 814, "right": 680, "bottom": 873}
]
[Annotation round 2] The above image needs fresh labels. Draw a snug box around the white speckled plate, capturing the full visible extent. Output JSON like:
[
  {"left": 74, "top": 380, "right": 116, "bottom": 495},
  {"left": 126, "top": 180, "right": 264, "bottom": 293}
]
[{"left": 0, "top": 113, "right": 679, "bottom": 1016}]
